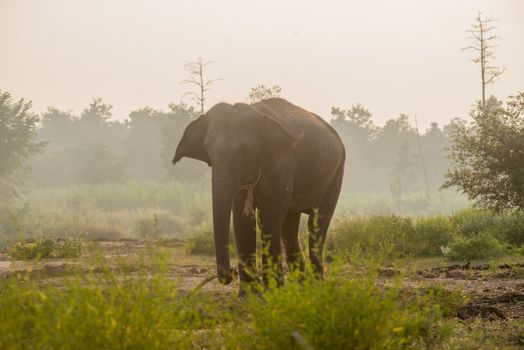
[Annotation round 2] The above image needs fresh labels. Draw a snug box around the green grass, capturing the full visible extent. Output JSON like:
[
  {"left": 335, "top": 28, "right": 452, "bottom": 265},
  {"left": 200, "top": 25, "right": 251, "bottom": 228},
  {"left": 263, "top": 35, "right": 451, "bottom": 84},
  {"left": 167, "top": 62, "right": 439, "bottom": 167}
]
[
  {"left": 1, "top": 183, "right": 521, "bottom": 262},
  {"left": 185, "top": 229, "right": 215, "bottom": 256},
  {"left": 0, "top": 182, "right": 212, "bottom": 243},
  {"left": 225, "top": 266, "right": 449, "bottom": 350},
  {"left": 0, "top": 252, "right": 450, "bottom": 350},
  {"left": 1, "top": 184, "right": 468, "bottom": 242},
  {"left": 0, "top": 253, "right": 217, "bottom": 350},
  {"left": 1, "top": 184, "right": 522, "bottom": 349},
  {"left": 328, "top": 209, "right": 523, "bottom": 261},
  {"left": 336, "top": 190, "right": 470, "bottom": 216}
]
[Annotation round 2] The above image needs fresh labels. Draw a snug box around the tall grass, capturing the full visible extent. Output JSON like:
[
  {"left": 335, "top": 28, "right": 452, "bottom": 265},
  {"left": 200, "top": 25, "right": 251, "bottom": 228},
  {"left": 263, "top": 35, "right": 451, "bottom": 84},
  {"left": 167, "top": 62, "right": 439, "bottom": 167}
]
[
  {"left": 2, "top": 183, "right": 521, "bottom": 262},
  {"left": 1, "top": 182, "right": 212, "bottom": 241},
  {"left": 2, "top": 184, "right": 468, "bottom": 243},
  {"left": 337, "top": 190, "right": 470, "bottom": 216},
  {"left": 28, "top": 182, "right": 211, "bottom": 212},
  {"left": 329, "top": 209, "right": 524, "bottom": 261}
]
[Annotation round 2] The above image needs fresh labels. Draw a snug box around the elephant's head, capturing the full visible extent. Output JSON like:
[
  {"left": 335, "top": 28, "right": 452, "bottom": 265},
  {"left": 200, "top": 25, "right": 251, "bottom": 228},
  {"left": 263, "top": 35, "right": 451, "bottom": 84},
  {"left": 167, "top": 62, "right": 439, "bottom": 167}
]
[{"left": 172, "top": 102, "right": 300, "bottom": 284}]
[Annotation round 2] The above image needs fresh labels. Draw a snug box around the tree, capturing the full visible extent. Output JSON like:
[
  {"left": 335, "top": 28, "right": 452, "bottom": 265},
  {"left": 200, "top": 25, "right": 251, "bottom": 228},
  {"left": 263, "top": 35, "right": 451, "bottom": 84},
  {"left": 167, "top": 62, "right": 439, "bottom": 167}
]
[
  {"left": 63, "top": 144, "right": 127, "bottom": 185},
  {"left": 463, "top": 12, "right": 505, "bottom": 107},
  {"left": 38, "top": 107, "right": 77, "bottom": 150},
  {"left": 30, "top": 98, "right": 128, "bottom": 187},
  {"left": 247, "top": 84, "right": 282, "bottom": 103},
  {"left": 389, "top": 141, "right": 419, "bottom": 194},
  {"left": 0, "top": 91, "right": 46, "bottom": 202},
  {"left": 421, "top": 122, "right": 451, "bottom": 189},
  {"left": 79, "top": 97, "right": 112, "bottom": 128},
  {"left": 330, "top": 104, "right": 378, "bottom": 192},
  {"left": 444, "top": 92, "right": 524, "bottom": 210},
  {"left": 181, "top": 57, "right": 222, "bottom": 115},
  {"left": 124, "top": 107, "right": 165, "bottom": 181}
]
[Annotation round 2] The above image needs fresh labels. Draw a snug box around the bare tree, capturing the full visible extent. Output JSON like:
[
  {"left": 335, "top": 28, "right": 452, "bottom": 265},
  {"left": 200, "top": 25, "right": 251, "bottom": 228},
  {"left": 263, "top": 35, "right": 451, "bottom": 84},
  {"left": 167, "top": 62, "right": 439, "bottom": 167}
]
[
  {"left": 181, "top": 57, "right": 222, "bottom": 115},
  {"left": 247, "top": 84, "right": 282, "bottom": 103},
  {"left": 463, "top": 12, "right": 505, "bottom": 107}
]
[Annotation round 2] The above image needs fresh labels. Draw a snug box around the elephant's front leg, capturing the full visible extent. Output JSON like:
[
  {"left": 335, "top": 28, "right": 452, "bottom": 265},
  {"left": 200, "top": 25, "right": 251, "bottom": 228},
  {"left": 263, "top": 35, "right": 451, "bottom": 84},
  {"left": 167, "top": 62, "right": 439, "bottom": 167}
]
[
  {"left": 257, "top": 173, "right": 293, "bottom": 286},
  {"left": 258, "top": 208, "right": 285, "bottom": 286},
  {"left": 233, "top": 190, "right": 257, "bottom": 294}
]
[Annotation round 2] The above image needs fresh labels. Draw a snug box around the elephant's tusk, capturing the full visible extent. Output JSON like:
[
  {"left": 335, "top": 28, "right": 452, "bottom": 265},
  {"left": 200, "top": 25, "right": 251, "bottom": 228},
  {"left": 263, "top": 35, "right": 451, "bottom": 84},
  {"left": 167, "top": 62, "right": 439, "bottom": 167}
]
[{"left": 239, "top": 170, "right": 261, "bottom": 217}]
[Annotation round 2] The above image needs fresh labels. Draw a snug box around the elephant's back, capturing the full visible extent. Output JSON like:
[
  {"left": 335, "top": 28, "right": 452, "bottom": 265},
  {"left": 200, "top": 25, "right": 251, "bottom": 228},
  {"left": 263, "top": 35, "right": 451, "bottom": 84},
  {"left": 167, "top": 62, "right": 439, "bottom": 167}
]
[
  {"left": 252, "top": 98, "right": 345, "bottom": 160},
  {"left": 252, "top": 98, "right": 345, "bottom": 209}
]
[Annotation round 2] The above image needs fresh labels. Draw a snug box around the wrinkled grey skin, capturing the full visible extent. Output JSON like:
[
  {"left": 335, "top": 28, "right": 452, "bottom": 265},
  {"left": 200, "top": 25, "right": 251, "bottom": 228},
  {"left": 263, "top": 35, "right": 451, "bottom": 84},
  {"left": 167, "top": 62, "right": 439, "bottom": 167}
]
[{"left": 173, "top": 98, "right": 345, "bottom": 290}]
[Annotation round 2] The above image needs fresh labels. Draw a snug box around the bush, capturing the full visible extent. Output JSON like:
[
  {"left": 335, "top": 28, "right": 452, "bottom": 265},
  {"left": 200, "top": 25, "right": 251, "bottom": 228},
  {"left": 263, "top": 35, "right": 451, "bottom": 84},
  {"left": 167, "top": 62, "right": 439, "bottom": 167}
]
[
  {"left": 495, "top": 211, "right": 524, "bottom": 246},
  {"left": 413, "top": 216, "right": 455, "bottom": 255},
  {"left": 8, "top": 237, "right": 85, "bottom": 260},
  {"left": 451, "top": 209, "right": 497, "bottom": 238},
  {"left": 328, "top": 215, "right": 417, "bottom": 260},
  {"left": 185, "top": 230, "right": 215, "bottom": 255},
  {"left": 136, "top": 212, "right": 184, "bottom": 239},
  {"left": 329, "top": 210, "right": 521, "bottom": 261},
  {"left": 225, "top": 268, "right": 447, "bottom": 349},
  {"left": 445, "top": 232, "right": 506, "bottom": 261}
]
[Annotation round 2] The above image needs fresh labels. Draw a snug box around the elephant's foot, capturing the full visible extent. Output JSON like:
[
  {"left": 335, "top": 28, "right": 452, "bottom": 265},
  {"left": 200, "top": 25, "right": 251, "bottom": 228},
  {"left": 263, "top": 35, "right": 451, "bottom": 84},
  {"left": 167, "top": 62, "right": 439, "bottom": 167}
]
[{"left": 238, "top": 281, "right": 263, "bottom": 299}]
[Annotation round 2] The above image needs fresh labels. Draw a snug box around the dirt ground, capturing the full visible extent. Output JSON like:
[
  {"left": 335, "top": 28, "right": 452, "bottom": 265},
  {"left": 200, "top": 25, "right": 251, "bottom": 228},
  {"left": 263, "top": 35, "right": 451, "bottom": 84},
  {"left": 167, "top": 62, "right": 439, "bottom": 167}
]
[{"left": 1, "top": 239, "right": 523, "bottom": 324}]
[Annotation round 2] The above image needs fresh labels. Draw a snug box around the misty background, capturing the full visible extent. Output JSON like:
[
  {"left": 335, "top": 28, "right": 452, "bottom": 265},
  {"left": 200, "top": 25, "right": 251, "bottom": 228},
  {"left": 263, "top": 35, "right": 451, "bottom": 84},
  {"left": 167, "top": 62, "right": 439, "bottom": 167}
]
[{"left": 1, "top": 0, "right": 523, "bottom": 199}]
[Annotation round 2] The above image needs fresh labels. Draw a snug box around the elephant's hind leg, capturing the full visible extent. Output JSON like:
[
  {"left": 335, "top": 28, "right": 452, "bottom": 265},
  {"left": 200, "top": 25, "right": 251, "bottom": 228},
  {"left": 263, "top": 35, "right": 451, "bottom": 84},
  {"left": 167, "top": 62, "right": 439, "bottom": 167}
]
[
  {"left": 308, "top": 168, "right": 344, "bottom": 276},
  {"left": 281, "top": 212, "right": 305, "bottom": 272}
]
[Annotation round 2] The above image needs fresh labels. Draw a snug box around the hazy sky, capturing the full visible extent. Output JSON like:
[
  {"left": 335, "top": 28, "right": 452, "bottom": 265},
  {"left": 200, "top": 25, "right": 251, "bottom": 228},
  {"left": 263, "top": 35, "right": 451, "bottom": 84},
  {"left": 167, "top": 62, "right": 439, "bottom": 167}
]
[{"left": 1, "top": 0, "right": 523, "bottom": 129}]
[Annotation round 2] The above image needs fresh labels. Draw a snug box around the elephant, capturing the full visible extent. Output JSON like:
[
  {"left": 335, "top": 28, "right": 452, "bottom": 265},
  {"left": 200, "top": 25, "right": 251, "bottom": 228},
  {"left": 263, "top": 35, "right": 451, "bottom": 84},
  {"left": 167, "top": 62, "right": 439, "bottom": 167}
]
[{"left": 173, "top": 98, "right": 345, "bottom": 290}]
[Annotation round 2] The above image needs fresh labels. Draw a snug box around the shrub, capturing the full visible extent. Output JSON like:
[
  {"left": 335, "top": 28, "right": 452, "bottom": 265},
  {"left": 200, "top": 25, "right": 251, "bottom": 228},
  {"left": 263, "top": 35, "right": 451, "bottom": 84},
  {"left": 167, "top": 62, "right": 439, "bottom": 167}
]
[
  {"left": 225, "top": 267, "right": 447, "bottom": 349},
  {"left": 445, "top": 232, "right": 506, "bottom": 261},
  {"left": 413, "top": 216, "right": 455, "bottom": 255},
  {"left": 328, "top": 215, "right": 416, "bottom": 260},
  {"left": 8, "top": 237, "right": 85, "bottom": 260},
  {"left": 495, "top": 211, "right": 524, "bottom": 246},
  {"left": 451, "top": 209, "right": 497, "bottom": 238},
  {"left": 329, "top": 210, "right": 521, "bottom": 260},
  {"left": 136, "top": 212, "right": 184, "bottom": 239},
  {"left": 185, "top": 230, "right": 215, "bottom": 255}
]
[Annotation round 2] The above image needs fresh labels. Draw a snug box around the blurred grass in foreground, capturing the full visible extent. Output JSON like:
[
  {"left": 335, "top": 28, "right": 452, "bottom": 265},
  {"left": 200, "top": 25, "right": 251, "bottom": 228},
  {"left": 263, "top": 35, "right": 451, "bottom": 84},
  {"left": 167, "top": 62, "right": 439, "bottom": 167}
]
[{"left": 0, "top": 250, "right": 450, "bottom": 350}]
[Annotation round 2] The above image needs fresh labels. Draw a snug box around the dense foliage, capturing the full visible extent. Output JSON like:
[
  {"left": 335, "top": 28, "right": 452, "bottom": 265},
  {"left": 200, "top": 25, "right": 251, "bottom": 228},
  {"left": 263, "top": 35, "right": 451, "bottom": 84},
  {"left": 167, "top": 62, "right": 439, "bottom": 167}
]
[
  {"left": 0, "top": 91, "right": 45, "bottom": 202},
  {"left": 444, "top": 92, "right": 524, "bottom": 210}
]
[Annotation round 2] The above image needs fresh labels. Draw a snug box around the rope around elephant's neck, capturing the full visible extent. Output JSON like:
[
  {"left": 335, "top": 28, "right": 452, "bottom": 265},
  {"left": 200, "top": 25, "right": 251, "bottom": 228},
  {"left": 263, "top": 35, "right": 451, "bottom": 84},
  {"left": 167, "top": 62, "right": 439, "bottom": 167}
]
[{"left": 238, "top": 170, "right": 261, "bottom": 217}]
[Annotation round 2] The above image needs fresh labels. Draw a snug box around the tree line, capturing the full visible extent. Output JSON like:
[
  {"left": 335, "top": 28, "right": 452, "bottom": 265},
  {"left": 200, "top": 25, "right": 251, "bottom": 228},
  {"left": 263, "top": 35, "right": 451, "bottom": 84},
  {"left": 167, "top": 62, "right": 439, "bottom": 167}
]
[
  {"left": 2, "top": 85, "right": 523, "bottom": 209},
  {"left": 2, "top": 13, "right": 523, "bottom": 210},
  {"left": 2, "top": 88, "right": 452, "bottom": 195}
]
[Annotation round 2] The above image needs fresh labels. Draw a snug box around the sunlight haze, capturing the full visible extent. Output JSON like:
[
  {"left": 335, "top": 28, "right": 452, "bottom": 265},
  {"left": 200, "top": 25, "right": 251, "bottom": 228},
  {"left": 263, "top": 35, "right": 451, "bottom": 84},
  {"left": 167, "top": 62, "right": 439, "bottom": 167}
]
[{"left": 1, "top": 0, "right": 523, "bottom": 128}]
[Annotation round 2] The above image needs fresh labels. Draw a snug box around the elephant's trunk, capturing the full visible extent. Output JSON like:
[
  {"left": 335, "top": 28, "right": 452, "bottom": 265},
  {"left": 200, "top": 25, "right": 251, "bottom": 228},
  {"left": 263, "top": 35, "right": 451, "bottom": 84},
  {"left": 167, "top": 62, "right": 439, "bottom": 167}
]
[{"left": 211, "top": 168, "right": 236, "bottom": 284}]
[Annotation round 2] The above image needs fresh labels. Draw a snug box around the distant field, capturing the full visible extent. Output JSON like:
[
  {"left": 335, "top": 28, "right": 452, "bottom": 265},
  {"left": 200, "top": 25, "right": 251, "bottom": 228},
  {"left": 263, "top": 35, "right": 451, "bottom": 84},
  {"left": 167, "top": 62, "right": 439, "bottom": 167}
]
[{"left": 1, "top": 182, "right": 469, "bottom": 242}]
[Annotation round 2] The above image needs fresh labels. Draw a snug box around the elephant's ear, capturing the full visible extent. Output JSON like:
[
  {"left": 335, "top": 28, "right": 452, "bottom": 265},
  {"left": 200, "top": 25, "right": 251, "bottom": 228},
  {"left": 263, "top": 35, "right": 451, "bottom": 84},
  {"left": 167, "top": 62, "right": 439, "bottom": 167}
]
[
  {"left": 172, "top": 115, "right": 211, "bottom": 166},
  {"left": 259, "top": 113, "right": 303, "bottom": 158}
]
